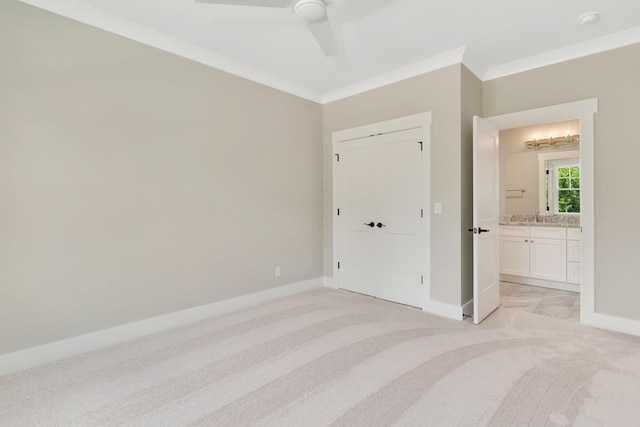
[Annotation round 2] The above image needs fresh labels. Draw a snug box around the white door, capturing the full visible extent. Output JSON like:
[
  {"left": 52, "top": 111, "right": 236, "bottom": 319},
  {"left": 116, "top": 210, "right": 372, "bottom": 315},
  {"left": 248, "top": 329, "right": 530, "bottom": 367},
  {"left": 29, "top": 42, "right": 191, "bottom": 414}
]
[
  {"left": 338, "top": 128, "right": 423, "bottom": 307},
  {"left": 473, "top": 116, "right": 500, "bottom": 324},
  {"left": 374, "top": 131, "right": 423, "bottom": 306},
  {"left": 337, "top": 139, "right": 377, "bottom": 298}
]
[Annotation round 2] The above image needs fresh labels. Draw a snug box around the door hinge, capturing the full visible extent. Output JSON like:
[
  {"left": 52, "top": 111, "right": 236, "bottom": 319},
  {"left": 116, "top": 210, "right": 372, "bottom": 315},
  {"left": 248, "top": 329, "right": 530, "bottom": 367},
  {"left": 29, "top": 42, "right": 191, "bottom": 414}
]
[
  {"left": 418, "top": 141, "right": 423, "bottom": 151},
  {"left": 337, "top": 208, "right": 340, "bottom": 216},
  {"left": 421, "top": 275, "right": 424, "bottom": 284},
  {"left": 546, "top": 169, "right": 550, "bottom": 175},
  {"left": 337, "top": 261, "right": 341, "bottom": 269},
  {"left": 421, "top": 208, "right": 424, "bottom": 218},
  {"left": 335, "top": 153, "right": 340, "bottom": 162}
]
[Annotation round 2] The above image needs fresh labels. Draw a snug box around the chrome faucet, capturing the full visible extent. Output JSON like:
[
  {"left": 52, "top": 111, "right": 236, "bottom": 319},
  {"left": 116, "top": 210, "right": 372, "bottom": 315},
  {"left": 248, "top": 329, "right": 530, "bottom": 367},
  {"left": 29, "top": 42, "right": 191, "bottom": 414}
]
[{"left": 534, "top": 210, "right": 540, "bottom": 222}]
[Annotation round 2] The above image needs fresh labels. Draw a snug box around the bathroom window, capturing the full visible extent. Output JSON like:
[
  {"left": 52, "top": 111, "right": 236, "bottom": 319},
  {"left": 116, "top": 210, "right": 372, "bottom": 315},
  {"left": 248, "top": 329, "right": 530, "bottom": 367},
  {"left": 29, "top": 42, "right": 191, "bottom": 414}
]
[{"left": 547, "top": 160, "right": 580, "bottom": 214}]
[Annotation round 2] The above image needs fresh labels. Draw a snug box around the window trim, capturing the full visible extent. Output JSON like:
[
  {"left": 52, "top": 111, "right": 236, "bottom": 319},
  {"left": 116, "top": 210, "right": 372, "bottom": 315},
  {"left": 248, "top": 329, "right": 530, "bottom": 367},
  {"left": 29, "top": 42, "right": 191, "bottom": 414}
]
[
  {"left": 548, "top": 159, "right": 581, "bottom": 215},
  {"left": 537, "top": 150, "right": 580, "bottom": 215}
]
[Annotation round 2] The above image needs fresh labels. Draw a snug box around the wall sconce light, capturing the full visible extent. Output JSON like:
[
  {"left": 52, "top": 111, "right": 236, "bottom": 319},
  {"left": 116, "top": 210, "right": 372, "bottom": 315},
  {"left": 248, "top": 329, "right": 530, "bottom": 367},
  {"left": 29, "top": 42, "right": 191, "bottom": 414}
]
[{"left": 525, "top": 133, "right": 580, "bottom": 149}]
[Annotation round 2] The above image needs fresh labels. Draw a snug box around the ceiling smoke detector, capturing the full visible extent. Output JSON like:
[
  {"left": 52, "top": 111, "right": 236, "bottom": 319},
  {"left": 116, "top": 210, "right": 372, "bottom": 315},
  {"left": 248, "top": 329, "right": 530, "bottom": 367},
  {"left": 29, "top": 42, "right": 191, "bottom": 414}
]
[
  {"left": 294, "top": 0, "right": 327, "bottom": 23},
  {"left": 578, "top": 12, "right": 599, "bottom": 25}
]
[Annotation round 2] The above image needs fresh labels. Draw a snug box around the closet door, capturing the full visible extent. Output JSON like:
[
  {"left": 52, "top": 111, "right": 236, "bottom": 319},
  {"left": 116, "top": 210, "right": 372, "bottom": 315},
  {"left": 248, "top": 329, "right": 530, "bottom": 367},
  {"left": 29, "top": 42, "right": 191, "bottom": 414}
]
[
  {"left": 337, "top": 128, "right": 423, "bottom": 308},
  {"left": 374, "top": 130, "right": 423, "bottom": 307},
  {"left": 337, "top": 139, "right": 378, "bottom": 298}
]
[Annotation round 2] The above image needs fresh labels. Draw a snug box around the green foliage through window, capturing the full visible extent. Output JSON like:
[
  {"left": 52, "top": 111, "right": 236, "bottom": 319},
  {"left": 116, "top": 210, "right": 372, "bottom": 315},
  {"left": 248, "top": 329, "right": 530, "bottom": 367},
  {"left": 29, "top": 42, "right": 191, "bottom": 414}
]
[{"left": 556, "top": 165, "right": 580, "bottom": 213}]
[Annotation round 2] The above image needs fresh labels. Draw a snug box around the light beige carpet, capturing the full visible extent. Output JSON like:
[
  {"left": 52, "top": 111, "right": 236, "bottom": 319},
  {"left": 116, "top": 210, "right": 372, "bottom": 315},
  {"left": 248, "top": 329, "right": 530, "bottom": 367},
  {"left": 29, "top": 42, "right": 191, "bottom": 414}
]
[{"left": 2, "top": 288, "right": 640, "bottom": 426}]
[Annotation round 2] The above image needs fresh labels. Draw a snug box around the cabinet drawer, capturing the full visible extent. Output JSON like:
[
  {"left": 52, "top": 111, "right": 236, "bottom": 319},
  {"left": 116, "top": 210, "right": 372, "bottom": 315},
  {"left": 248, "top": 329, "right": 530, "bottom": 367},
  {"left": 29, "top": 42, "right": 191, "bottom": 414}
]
[
  {"left": 567, "top": 261, "right": 581, "bottom": 284},
  {"left": 530, "top": 226, "right": 567, "bottom": 240},
  {"left": 500, "top": 225, "right": 529, "bottom": 237},
  {"left": 567, "top": 240, "right": 581, "bottom": 263},
  {"left": 567, "top": 228, "right": 582, "bottom": 241}
]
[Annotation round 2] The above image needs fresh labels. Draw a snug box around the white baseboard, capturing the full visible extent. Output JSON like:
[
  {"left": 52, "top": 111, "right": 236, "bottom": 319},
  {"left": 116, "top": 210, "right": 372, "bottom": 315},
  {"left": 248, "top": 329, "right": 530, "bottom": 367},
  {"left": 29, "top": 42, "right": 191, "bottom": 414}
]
[
  {"left": 0, "top": 278, "right": 323, "bottom": 376},
  {"left": 462, "top": 299, "right": 474, "bottom": 317},
  {"left": 323, "top": 276, "right": 338, "bottom": 289},
  {"left": 581, "top": 311, "right": 640, "bottom": 338},
  {"left": 500, "top": 275, "right": 580, "bottom": 293},
  {"left": 423, "top": 299, "right": 463, "bottom": 320}
]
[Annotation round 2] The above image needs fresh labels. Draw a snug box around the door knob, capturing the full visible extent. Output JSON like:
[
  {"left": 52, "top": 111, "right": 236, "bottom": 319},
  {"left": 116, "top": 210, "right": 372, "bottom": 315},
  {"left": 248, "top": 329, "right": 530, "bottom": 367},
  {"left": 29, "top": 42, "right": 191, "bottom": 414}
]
[
  {"left": 363, "top": 222, "right": 375, "bottom": 228},
  {"left": 376, "top": 222, "right": 386, "bottom": 228}
]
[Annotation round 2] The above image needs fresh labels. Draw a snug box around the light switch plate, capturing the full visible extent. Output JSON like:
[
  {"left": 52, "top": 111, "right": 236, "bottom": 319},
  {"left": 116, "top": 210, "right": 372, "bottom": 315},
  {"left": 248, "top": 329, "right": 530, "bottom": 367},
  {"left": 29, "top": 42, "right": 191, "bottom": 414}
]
[{"left": 434, "top": 202, "right": 442, "bottom": 214}]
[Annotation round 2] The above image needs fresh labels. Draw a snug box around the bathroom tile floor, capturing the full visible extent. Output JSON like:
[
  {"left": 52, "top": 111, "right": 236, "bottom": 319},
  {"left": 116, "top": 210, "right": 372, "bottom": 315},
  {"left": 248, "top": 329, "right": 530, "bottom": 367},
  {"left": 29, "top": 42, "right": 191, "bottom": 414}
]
[{"left": 500, "top": 281, "right": 580, "bottom": 322}]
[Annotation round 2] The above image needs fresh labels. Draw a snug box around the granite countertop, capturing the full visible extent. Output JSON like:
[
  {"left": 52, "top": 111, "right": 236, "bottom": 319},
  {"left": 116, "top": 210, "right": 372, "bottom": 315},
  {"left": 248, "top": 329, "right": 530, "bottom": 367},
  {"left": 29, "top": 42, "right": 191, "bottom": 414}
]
[
  {"left": 499, "top": 221, "right": 580, "bottom": 228},
  {"left": 500, "top": 214, "right": 580, "bottom": 228}
]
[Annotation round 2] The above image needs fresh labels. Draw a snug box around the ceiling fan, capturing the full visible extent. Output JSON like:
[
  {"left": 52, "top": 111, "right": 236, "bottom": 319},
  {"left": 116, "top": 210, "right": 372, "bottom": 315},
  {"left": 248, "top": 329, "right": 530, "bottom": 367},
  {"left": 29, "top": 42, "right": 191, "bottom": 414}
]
[{"left": 195, "top": 0, "right": 393, "bottom": 57}]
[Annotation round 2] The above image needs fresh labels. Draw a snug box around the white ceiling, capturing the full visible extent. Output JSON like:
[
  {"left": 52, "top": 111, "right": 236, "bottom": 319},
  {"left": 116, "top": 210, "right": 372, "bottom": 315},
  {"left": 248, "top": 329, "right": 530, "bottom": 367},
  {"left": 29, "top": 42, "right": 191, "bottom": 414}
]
[{"left": 20, "top": 0, "right": 640, "bottom": 103}]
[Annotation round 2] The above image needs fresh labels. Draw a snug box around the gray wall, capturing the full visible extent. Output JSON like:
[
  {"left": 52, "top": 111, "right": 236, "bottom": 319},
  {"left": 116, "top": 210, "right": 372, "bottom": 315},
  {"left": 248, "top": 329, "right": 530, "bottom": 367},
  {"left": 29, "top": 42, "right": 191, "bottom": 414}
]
[
  {"left": 323, "top": 65, "right": 466, "bottom": 307},
  {"left": 483, "top": 44, "right": 640, "bottom": 320},
  {"left": 3, "top": 0, "right": 639, "bottom": 355},
  {"left": 0, "top": 1, "right": 323, "bottom": 354}
]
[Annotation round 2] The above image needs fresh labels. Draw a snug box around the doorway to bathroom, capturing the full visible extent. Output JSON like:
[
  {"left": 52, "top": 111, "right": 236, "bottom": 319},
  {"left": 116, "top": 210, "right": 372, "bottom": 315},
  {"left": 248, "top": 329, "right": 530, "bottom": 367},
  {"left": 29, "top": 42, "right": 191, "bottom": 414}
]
[
  {"left": 476, "top": 98, "right": 597, "bottom": 326},
  {"left": 498, "top": 119, "right": 581, "bottom": 322}
]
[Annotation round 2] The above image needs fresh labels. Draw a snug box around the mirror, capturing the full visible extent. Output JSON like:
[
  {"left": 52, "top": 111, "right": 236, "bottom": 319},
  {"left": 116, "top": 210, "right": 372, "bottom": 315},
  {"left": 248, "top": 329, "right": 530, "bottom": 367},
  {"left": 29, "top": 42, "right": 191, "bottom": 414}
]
[
  {"left": 499, "top": 120, "right": 580, "bottom": 217},
  {"left": 504, "top": 151, "right": 539, "bottom": 215}
]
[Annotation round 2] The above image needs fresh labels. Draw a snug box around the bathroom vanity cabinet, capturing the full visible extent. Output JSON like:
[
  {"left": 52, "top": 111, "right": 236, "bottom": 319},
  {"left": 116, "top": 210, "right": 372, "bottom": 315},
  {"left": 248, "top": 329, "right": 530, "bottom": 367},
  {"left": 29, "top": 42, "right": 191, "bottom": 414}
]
[{"left": 500, "top": 225, "right": 580, "bottom": 292}]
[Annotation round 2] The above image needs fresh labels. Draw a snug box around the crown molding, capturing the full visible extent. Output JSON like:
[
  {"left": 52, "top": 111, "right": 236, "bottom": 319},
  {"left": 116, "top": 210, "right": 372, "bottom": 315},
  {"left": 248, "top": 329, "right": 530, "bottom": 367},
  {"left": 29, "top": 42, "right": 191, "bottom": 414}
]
[
  {"left": 461, "top": 47, "right": 487, "bottom": 80},
  {"left": 17, "top": 1, "right": 640, "bottom": 104},
  {"left": 322, "top": 47, "right": 467, "bottom": 103},
  {"left": 18, "top": 0, "right": 324, "bottom": 103},
  {"left": 483, "top": 26, "right": 640, "bottom": 81}
]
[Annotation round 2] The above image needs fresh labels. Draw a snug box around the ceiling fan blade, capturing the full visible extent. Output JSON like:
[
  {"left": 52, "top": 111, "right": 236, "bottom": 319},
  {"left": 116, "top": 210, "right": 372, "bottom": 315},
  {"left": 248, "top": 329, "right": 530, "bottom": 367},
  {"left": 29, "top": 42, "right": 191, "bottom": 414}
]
[
  {"left": 307, "top": 18, "right": 339, "bottom": 57},
  {"left": 195, "top": 0, "right": 292, "bottom": 8}
]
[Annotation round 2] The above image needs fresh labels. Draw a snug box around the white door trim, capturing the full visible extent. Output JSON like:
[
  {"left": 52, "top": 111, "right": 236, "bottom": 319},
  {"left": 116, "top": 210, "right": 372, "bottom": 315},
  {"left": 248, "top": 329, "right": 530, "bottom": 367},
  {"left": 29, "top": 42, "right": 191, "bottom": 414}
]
[
  {"left": 332, "top": 112, "right": 432, "bottom": 309},
  {"left": 485, "top": 99, "right": 598, "bottom": 326}
]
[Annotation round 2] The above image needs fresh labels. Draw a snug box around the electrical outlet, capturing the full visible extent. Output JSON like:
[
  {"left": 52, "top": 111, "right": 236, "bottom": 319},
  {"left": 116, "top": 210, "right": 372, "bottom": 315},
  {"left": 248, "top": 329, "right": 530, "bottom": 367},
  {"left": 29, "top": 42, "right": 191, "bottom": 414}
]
[
  {"left": 434, "top": 202, "right": 442, "bottom": 214},
  {"left": 275, "top": 266, "right": 281, "bottom": 277}
]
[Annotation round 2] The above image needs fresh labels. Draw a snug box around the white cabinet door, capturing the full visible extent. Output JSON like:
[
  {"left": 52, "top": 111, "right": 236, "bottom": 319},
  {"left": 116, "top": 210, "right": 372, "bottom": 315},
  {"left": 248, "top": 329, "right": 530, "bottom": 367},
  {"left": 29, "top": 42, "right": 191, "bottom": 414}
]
[
  {"left": 529, "top": 238, "right": 567, "bottom": 282},
  {"left": 500, "top": 236, "right": 529, "bottom": 277}
]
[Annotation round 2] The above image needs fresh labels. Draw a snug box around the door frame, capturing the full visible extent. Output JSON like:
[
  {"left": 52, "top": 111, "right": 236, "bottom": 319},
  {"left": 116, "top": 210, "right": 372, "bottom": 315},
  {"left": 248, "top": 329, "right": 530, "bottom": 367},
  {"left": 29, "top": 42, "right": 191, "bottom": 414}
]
[
  {"left": 484, "top": 99, "right": 597, "bottom": 324},
  {"left": 332, "top": 112, "right": 431, "bottom": 308}
]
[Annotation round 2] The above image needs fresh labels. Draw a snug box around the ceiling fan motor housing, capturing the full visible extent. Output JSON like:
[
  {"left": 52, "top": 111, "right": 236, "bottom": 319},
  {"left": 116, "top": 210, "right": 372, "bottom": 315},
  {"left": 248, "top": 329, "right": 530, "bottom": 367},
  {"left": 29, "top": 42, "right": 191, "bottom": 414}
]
[{"left": 294, "top": 0, "right": 327, "bottom": 22}]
